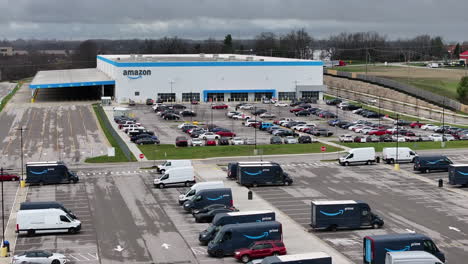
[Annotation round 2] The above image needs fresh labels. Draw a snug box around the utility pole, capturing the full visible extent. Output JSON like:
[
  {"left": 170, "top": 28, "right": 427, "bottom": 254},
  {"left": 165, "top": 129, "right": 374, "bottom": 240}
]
[
  {"left": 16, "top": 127, "right": 28, "bottom": 181},
  {"left": 0, "top": 167, "right": 12, "bottom": 248}
]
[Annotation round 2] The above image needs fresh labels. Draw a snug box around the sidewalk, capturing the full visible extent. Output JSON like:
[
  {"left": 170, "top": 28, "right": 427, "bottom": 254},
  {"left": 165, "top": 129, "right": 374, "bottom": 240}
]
[
  {"left": 193, "top": 162, "right": 353, "bottom": 264},
  {"left": 0, "top": 185, "right": 28, "bottom": 264},
  {"left": 102, "top": 106, "right": 148, "bottom": 161}
]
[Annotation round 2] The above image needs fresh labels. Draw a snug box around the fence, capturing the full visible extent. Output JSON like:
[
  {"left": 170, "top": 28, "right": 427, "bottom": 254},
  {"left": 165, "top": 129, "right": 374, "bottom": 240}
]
[
  {"left": 324, "top": 69, "right": 463, "bottom": 112},
  {"left": 94, "top": 104, "right": 134, "bottom": 161}
]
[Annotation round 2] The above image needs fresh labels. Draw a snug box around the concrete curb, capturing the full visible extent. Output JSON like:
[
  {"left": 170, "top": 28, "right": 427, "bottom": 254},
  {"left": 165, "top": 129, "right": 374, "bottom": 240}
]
[{"left": 0, "top": 185, "right": 28, "bottom": 264}]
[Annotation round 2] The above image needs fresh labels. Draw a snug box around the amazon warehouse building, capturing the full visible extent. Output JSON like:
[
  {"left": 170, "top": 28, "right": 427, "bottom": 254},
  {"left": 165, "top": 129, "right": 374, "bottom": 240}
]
[{"left": 30, "top": 54, "right": 326, "bottom": 103}]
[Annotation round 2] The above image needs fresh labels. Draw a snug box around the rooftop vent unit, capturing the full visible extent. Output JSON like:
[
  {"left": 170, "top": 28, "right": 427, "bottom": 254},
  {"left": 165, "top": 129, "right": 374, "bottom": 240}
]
[
  {"left": 213, "top": 54, "right": 219, "bottom": 59},
  {"left": 246, "top": 56, "right": 253, "bottom": 61},
  {"left": 228, "top": 55, "right": 236, "bottom": 60},
  {"left": 199, "top": 53, "right": 205, "bottom": 58},
  {"left": 117, "top": 57, "right": 120, "bottom": 60},
  {"left": 130, "top": 54, "right": 136, "bottom": 60},
  {"left": 259, "top": 59, "right": 264, "bottom": 61}
]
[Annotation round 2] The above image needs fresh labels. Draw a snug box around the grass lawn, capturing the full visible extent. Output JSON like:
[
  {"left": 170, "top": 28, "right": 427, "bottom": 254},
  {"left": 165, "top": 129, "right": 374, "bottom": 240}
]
[
  {"left": 0, "top": 82, "right": 22, "bottom": 113},
  {"left": 329, "top": 65, "right": 391, "bottom": 72},
  {"left": 139, "top": 143, "right": 343, "bottom": 160},
  {"left": 333, "top": 141, "right": 468, "bottom": 152},
  {"left": 387, "top": 77, "right": 459, "bottom": 100},
  {"left": 85, "top": 104, "right": 137, "bottom": 163}
]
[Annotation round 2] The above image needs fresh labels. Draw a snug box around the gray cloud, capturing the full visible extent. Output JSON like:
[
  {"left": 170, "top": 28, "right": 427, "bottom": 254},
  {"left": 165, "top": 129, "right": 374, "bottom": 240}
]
[{"left": 0, "top": 0, "right": 467, "bottom": 41}]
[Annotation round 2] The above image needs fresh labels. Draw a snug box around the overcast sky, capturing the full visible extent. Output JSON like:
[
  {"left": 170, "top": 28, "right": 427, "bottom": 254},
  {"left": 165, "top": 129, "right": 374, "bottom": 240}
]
[{"left": 1, "top": 0, "right": 466, "bottom": 42}]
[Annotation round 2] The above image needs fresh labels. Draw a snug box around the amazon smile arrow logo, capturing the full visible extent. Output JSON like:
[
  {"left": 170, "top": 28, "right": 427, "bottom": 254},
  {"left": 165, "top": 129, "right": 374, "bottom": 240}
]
[
  {"left": 244, "top": 170, "right": 263, "bottom": 176},
  {"left": 243, "top": 232, "right": 269, "bottom": 239},
  {"left": 320, "top": 209, "right": 344, "bottom": 216}
]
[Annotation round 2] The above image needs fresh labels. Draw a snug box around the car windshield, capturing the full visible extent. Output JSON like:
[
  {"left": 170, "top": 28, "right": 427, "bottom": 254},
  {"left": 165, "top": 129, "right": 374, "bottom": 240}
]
[{"left": 212, "top": 230, "right": 224, "bottom": 244}]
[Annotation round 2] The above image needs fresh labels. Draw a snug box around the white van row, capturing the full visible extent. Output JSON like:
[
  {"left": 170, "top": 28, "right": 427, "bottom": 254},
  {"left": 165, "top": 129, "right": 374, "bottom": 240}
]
[{"left": 339, "top": 147, "right": 418, "bottom": 166}]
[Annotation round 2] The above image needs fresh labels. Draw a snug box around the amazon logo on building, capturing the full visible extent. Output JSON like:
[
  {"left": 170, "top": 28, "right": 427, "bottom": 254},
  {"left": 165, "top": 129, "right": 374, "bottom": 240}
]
[{"left": 123, "top": 69, "right": 151, "bottom": 80}]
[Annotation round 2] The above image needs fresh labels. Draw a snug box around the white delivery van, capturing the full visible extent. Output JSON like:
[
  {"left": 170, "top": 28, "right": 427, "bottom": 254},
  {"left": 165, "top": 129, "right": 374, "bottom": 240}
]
[
  {"left": 382, "top": 147, "right": 418, "bottom": 164},
  {"left": 16, "top": 208, "right": 81, "bottom": 236},
  {"left": 339, "top": 147, "right": 376, "bottom": 166},
  {"left": 178, "top": 181, "right": 224, "bottom": 205},
  {"left": 385, "top": 251, "right": 443, "bottom": 264},
  {"left": 157, "top": 160, "right": 192, "bottom": 173},
  {"left": 154, "top": 166, "right": 195, "bottom": 189}
]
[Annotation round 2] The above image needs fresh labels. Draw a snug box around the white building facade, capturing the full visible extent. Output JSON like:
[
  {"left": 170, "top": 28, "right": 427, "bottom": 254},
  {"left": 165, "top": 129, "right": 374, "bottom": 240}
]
[{"left": 97, "top": 54, "right": 326, "bottom": 103}]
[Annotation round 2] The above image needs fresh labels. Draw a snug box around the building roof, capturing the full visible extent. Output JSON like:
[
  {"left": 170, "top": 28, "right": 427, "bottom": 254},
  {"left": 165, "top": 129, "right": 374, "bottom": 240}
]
[
  {"left": 460, "top": 51, "right": 468, "bottom": 57},
  {"left": 98, "top": 54, "right": 323, "bottom": 67},
  {"left": 30, "top": 68, "right": 115, "bottom": 89}
]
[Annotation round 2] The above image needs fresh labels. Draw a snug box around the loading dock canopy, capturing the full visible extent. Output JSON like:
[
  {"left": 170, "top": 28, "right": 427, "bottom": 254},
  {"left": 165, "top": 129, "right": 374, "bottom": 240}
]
[{"left": 30, "top": 68, "right": 115, "bottom": 89}]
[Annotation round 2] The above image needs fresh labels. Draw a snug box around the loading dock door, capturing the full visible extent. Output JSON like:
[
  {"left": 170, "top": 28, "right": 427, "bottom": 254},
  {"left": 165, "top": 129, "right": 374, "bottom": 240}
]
[{"left": 207, "top": 93, "right": 224, "bottom": 102}]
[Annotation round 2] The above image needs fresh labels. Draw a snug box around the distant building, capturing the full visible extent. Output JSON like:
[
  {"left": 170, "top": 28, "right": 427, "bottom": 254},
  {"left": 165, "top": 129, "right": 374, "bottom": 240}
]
[
  {"left": 0, "top": 47, "right": 14, "bottom": 56},
  {"left": 0, "top": 47, "right": 28, "bottom": 56},
  {"left": 460, "top": 51, "right": 468, "bottom": 63}
]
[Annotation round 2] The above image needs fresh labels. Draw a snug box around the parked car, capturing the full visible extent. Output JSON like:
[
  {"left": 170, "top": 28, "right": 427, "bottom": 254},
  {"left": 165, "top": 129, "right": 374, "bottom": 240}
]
[
  {"left": 274, "top": 102, "right": 288, "bottom": 107},
  {"left": 259, "top": 113, "right": 276, "bottom": 119},
  {"left": 252, "top": 109, "right": 268, "bottom": 116},
  {"left": 227, "top": 111, "right": 241, "bottom": 118},
  {"left": 409, "top": 121, "right": 424, "bottom": 128},
  {"left": 310, "top": 128, "right": 333, "bottom": 137},
  {"left": 232, "top": 137, "right": 245, "bottom": 145},
  {"left": 191, "top": 138, "right": 204, "bottom": 146},
  {"left": 239, "top": 104, "right": 254, "bottom": 110},
  {"left": 0, "top": 173, "right": 19, "bottom": 181},
  {"left": 164, "top": 113, "right": 181, "bottom": 120},
  {"left": 339, "top": 134, "right": 354, "bottom": 142},
  {"left": 421, "top": 124, "right": 439, "bottom": 131},
  {"left": 128, "top": 99, "right": 136, "bottom": 106},
  {"left": 211, "top": 103, "right": 228, "bottom": 109},
  {"left": 234, "top": 240, "right": 287, "bottom": 263},
  {"left": 216, "top": 131, "right": 236, "bottom": 137},
  {"left": 175, "top": 136, "right": 189, "bottom": 147},
  {"left": 326, "top": 98, "right": 342, "bottom": 105},
  {"left": 270, "top": 136, "right": 282, "bottom": 144},
  {"left": 429, "top": 134, "right": 444, "bottom": 142},
  {"left": 206, "top": 140, "right": 217, "bottom": 146},
  {"left": 289, "top": 108, "right": 305, "bottom": 113},
  {"left": 191, "top": 100, "right": 199, "bottom": 105},
  {"left": 135, "top": 137, "right": 158, "bottom": 145},
  {"left": 179, "top": 110, "right": 197, "bottom": 117},
  {"left": 295, "top": 110, "right": 310, "bottom": 116},
  {"left": 298, "top": 135, "right": 312, "bottom": 144},
  {"left": 146, "top": 98, "right": 154, "bottom": 105},
  {"left": 284, "top": 136, "right": 298, "bottom": 144},
  {"left": 12, "top": 250, "right": 68, "bottom": 264},
  {"left": 218, "top": 137, "right": 230, "bottom": 145},
  {"left": 366, "top": 135, "right": 380, "bottom": 142},
  {"left": 275, "top": 130, "right": 299, "bottom": 137}
]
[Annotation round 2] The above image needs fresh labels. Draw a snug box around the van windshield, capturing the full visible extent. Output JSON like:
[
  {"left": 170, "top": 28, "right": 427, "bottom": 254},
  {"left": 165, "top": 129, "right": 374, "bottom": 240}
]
[
  {"left": 343, "top": 152, "right": 351, "bottom": 158},
  {"left": 185, "top": 189, "right": 196, "bottom": 196},
  {"left": 212, "top": 230, "right": 224, "bottom": 244},
  {"left": 159, "top": 174, "right": 169, "bottom": 180},
  {"left": 161, "top": 161, "right": 168, "bottom": 166},
  {"left": 206, "top": 225, "right": 216, "bottom": 233}
]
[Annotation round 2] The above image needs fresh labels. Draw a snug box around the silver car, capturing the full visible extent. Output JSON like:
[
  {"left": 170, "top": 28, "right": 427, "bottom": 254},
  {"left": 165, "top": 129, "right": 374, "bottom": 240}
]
[{"left": 13, "top": 250, "right": 68, "bottom": 264}]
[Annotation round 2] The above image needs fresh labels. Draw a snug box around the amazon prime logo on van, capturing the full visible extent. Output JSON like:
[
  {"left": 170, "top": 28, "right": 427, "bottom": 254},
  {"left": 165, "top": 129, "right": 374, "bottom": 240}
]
[
  {"left": 262, "top": 217, "right": 272, "bottom": 221},
  {"left": 123, "top": 69, "right": 151, "bottom": 80}
]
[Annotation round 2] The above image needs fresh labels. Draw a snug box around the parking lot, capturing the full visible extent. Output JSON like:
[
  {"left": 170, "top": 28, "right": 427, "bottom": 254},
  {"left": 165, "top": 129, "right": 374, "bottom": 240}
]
[
  {"left": 0, "top": 82, "right": 15, "bottom": 101},
  {"left": 14, "top": 165, "right": 243, "bottom": 264},
  {"left": 242, "top": 153, "right": 468, "bottom": 264},
  {"left": 0, "top": 84, "right": 108, "bottom": 169}
]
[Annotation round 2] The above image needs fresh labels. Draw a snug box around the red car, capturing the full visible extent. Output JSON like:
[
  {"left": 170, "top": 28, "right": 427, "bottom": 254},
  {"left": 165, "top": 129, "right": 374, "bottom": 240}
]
[
  {"left": 234, "top": 240, "right": 287, "bottom": 263},
  {"left": 216, "top": 131, "right": 236, "bottom": 137},
  {"left": 410, "top": 121, "right": 424, "bottom": 128},
  {"left": 206, "top": 140, "right": 217, "bottom": 146},
  {"left": 368, "top": 129, "right": 388, "bottom": 136},
  {"left": 289, "top": 108, "right": 304, "bottom": 113},
  {"left": 191, "top": 100, "right": 199, "bottom": 105},
  {"left": 0, "top": 174, "right": 19, "bottom": 181},
  {"left": 211, "top": 104, "right": 228, "bottom": 109}
]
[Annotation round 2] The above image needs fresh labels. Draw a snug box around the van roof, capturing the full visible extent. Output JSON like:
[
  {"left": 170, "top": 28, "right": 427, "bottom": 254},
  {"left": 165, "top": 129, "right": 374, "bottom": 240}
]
[
  {"left": 198, "top": 188, "right": 231, "bottom": 193},
  {"left": 366, "top": 233, "right": 428, "bottom": 242},
  {"left": 277, "top": 252, "right": 330, "bottom": 261},
  {"left": 240, "top": 163, "right": 279, "bottom": 168},
  {"left": 387, "top": 251, "right": 439, "bottom": 259},
  {"left": 225, "top": 210, "right": 274, "bottom": 216},
  {"left": 450, "top": 164, "right": 468, "bottom": 167},
  {"left": 416, "top": 155, "right": 447, "bottom": 159},
  {"left": 193, "top": 181, "right": 223, "bottom": 186},
  {"left": 26, "top": 161, "right": 64, "bottom": 166},
  {"left": 223, "top": 220, "right": 280, "bottom": 229},
  {"left": 312, "top": 200, "right": 357, "bottom": 205}
]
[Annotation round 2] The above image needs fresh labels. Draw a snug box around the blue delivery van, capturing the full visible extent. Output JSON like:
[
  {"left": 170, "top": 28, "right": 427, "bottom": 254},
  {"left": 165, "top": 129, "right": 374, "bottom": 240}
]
[
  {"left": 26, "top": 161, "right": 79, "bottom": 184},
  {"left": 183, "top": 188, "right": 233, "bottom": 212},
  {"left": 448, "top": 164, "right": 468, "bottom": 186},
  {"left": 413, "top": 155, "right": 452, "bottom": 173},
  {"left": 207, "top": 221, "right": 282, "bottom": 257},
  {"left": 310, "top": 200, "right": 383, "bottom": 231},
  {"left": 363, "top": 233, "right": 445, "bottom": 264},
  {"left": 237, "top": 163, "right": 293, "bottom": 187},
  {"left": 199, "top": 210, "right": 275, "bottom": 245}
]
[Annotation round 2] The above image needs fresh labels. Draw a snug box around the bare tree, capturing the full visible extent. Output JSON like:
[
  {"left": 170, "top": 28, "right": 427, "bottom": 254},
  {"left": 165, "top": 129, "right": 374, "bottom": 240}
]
[{"left": 254, "top": 32, "right": 278, "bottom": 56}]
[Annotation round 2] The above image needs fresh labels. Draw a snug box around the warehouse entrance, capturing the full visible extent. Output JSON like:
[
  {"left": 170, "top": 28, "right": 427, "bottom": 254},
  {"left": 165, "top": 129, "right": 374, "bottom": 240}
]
[{"left": 207, "top": 93, "right": 224, "bottom": 102}]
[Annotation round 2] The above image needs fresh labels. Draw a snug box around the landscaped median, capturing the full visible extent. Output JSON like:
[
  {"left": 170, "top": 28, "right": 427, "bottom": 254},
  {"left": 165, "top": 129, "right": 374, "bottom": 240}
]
[
  {"left": 85, "top": 104, "right": 137, "bottom": 163},
  {"left": 333, "top": 141, "right": 468, "bottom": 152},
  {"left": 0, "top": 81, "right": 23, "bottom": 113},
  {"left": 138, "top": 143, "right": 343, "bottom": 160}
]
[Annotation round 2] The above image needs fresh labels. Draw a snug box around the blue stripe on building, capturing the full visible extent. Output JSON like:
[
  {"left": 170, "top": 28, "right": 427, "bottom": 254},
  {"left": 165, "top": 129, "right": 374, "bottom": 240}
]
[{"left": 29, "top": 80, "right": 115, "bottom": 89}]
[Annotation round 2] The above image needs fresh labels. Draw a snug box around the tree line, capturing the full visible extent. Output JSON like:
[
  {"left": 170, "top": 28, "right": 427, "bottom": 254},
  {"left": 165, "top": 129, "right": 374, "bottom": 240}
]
[{"left": 1, "top": 30, "right": 467, "bottom": 81}]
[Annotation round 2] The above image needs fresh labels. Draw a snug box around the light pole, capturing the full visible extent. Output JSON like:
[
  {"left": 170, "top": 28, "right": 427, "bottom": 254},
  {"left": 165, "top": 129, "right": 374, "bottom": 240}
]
[
  {"left": 394, "top": 114, "right": 400, "bottom": 171},
  {"left": 254, "top": 106, "right": 257, "bottom": 153},
  {"left": 16, "top": 127, "right": 28, "bottom": 182},
  {"left": 442, "top": 96, "right": 446, "bottom": 146},
  {"left": 0, "top": 167, "right": 12, "bottom": 248}
]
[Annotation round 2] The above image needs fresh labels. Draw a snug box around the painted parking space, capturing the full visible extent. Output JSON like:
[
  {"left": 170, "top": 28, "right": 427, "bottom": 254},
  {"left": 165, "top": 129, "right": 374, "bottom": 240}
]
[{"left": 248, "top": 160, "right": 468, "bottom": 264}]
